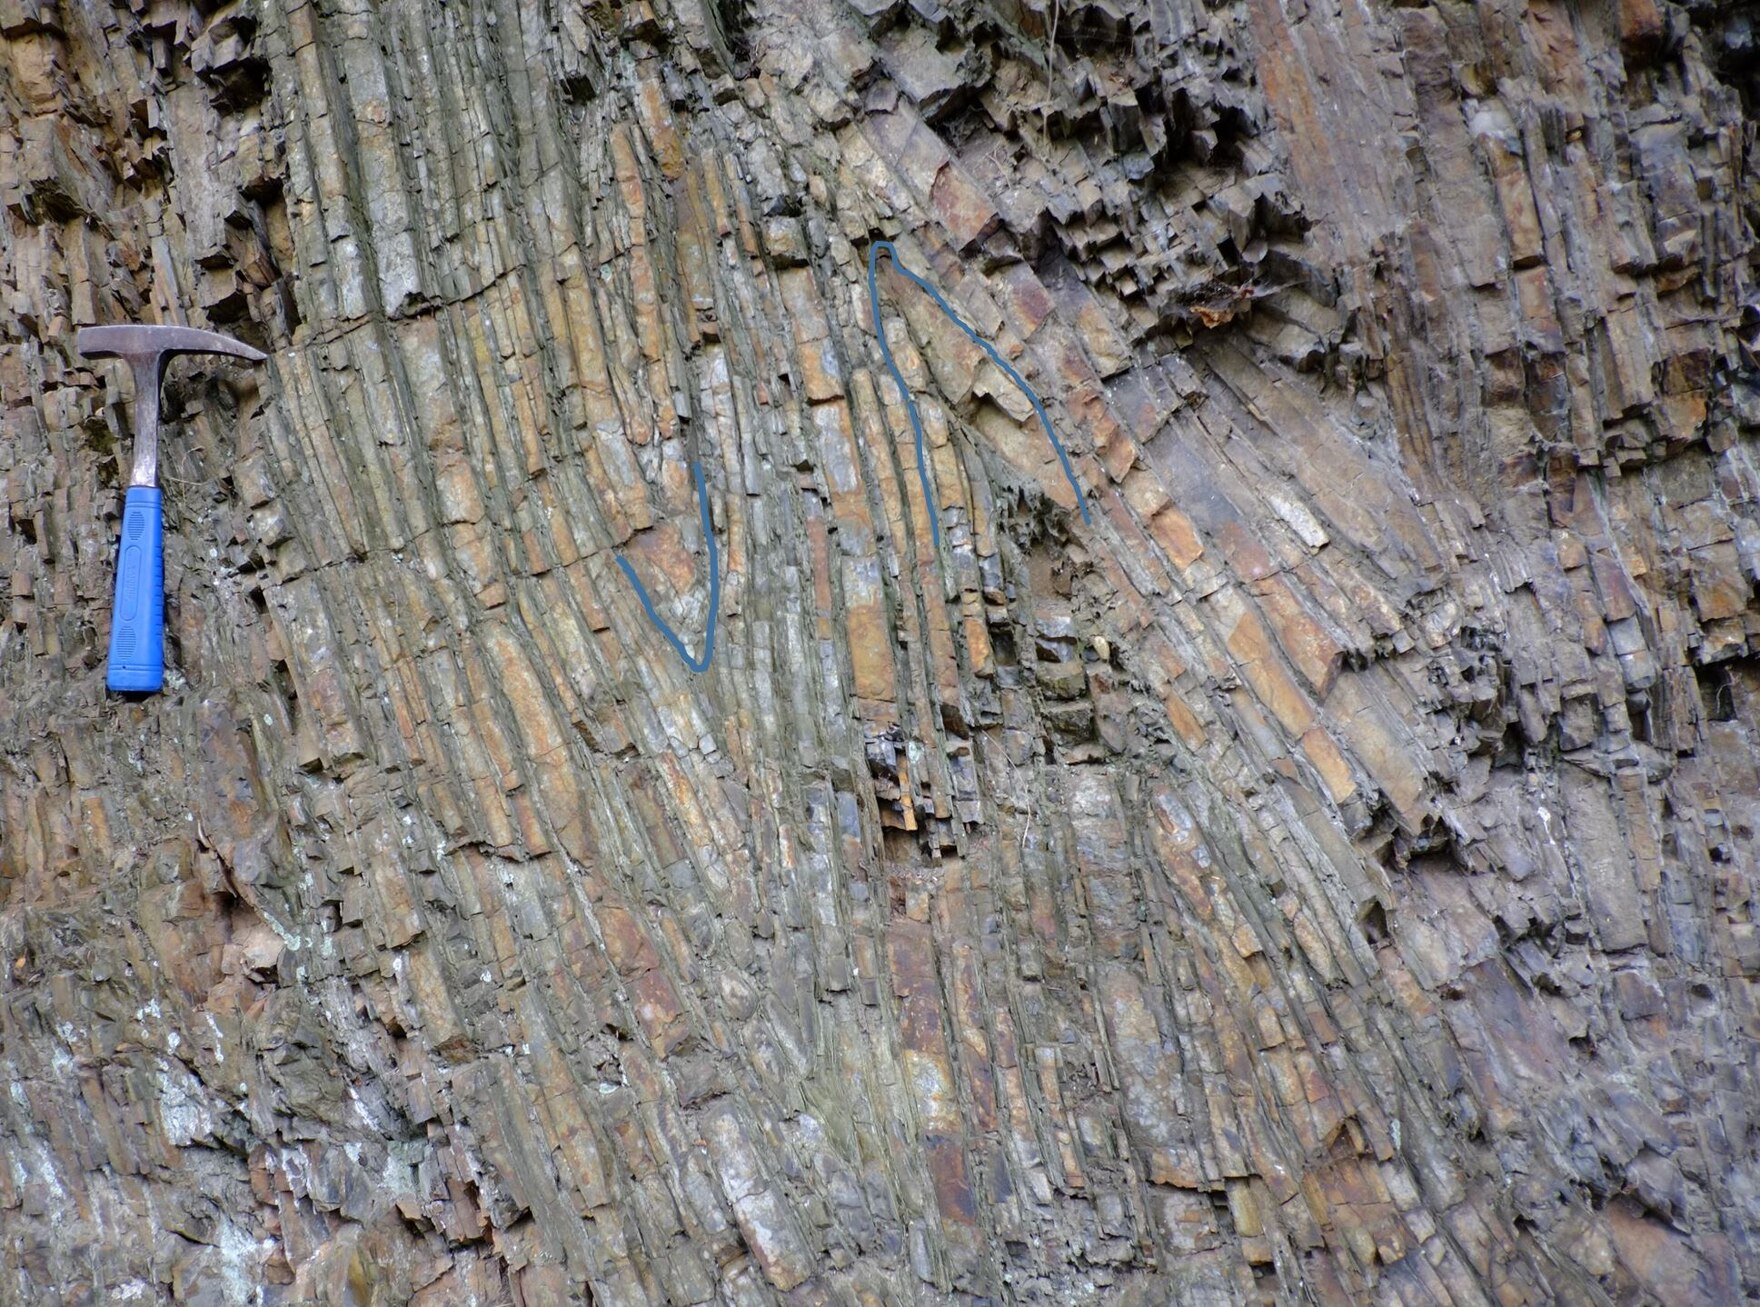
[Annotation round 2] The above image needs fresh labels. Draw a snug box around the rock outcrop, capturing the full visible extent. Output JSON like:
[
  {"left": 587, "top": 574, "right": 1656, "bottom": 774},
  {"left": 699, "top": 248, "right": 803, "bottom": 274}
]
[{"left": 1, "top": 0, "right": 1756, "bottom": 1302}]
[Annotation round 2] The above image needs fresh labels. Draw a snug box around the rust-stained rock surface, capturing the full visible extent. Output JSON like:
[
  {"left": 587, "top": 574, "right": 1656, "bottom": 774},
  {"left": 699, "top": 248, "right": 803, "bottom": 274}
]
[{"left": 2, "top": 0, "right": 1758, "bottom": 1302}]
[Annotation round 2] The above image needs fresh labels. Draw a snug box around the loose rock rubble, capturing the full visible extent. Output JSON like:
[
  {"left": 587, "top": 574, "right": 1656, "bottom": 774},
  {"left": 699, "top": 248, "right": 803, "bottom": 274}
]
[{"left": 1, "top": 0, "right": 1756, "bottom": 1302}]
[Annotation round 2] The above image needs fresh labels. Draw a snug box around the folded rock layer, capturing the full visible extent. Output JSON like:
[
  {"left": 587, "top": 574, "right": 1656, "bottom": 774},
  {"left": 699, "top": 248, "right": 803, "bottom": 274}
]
[{"left": 1, "top": 0, "right": 1757, "bottom": 1302}]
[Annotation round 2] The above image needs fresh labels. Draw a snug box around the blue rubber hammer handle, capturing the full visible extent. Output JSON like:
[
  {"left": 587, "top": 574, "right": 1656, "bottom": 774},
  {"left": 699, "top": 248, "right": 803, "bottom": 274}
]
[
  {"left": 77, "top": 324, "right": 266, "bottom": 695},
  {"left": 107, "top": 485, "right": 165, "bottom": 692}
]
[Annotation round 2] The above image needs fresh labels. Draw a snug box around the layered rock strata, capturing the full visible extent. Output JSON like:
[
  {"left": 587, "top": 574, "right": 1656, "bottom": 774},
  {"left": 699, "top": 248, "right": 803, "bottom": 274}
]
[{"left": 1, "top": 0, "right": 1757, "bottom": 1302}]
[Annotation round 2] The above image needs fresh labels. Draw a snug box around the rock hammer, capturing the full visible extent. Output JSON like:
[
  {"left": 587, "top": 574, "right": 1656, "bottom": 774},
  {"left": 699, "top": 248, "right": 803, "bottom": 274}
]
[{"left": 78, "top": 325, "right": 267, "bottom": 693}]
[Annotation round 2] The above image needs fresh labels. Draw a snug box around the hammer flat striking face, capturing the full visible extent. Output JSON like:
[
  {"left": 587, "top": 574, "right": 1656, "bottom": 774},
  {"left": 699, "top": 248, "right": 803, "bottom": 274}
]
[{"left": 78, "top": 325, "right": 267, "bottom": 694}]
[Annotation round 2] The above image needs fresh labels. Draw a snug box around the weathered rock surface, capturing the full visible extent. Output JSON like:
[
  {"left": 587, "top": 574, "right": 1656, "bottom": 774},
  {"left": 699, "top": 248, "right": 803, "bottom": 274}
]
[{"left": 2, "top": 0, "right": 1757, "bottom": 1302}]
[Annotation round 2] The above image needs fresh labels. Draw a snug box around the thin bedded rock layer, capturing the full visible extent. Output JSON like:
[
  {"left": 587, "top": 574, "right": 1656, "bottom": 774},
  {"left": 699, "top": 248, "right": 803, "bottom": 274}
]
[{"left": 0, "top": 0, "right": 1756, "bottom": 1303}]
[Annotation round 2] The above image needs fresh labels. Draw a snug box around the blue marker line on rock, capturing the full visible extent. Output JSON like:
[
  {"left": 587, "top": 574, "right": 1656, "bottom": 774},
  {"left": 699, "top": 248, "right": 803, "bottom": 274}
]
[
  {"left": 620, "top": 248, "right": 1079, "bottom": 671},
  {"left": 616, "top": 459, "right": 720, "bottom": 673},
  {"left": 868, "top": 240, "right": 1092, "bottom": 552}
]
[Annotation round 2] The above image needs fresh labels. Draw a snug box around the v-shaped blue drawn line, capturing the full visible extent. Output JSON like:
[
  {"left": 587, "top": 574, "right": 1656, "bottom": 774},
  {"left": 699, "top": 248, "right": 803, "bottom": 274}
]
[
  {"left": 615, "top": 458, "right": 720, "bottom": 673},
  {"left": 868, "top": 240, "right": 1092, "bottom": 551},
  {"left": 617, "top": 244, "right": 1085, "bottom": 674}
]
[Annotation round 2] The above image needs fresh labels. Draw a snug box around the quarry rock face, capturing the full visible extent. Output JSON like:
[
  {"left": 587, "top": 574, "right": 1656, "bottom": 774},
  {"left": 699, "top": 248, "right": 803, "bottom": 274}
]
[{"left": 2, "top": 0, "right": 1758, "bottom": 1302}]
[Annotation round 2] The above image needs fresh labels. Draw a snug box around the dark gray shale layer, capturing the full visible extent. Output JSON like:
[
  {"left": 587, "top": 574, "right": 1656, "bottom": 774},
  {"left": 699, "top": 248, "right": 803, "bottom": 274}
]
[{"left": 0, "top": 0, "right": 1758, "bottom": 1302}]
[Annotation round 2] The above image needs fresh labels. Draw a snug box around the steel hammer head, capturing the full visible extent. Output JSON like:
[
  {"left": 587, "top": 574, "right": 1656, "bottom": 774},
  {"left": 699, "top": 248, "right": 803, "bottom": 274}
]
[
  {"left": 78, "top": 324, "right": 266, "bottom": 488},
  {"left": 77, "top": 324, "right": 268, "bottom": 367}
]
